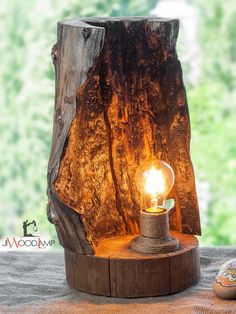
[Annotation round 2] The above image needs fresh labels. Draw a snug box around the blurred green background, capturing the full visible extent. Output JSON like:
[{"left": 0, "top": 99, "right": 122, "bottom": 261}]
[{"left": 0, "top": 0, "right": 236, "bottom": 247}]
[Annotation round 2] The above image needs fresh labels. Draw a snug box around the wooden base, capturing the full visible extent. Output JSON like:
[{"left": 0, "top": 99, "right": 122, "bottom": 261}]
[{"left": 64, "top": 231, "right": 200, "bottom": 297}]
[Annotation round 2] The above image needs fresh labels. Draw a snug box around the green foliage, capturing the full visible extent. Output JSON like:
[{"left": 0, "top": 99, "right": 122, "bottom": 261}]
[
  {"left": 195, "top": 0, "right": 236, "bottom": 90},
  {"left": 190, "top": 0, "right": 236, "bottom": 245}
]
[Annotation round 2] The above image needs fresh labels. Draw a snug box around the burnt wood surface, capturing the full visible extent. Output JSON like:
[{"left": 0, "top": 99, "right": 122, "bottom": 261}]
[{"left": 47, "top": 17, "right": 201, "bottom": 255}]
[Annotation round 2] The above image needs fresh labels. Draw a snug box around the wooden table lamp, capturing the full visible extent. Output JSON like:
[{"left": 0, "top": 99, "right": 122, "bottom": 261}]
[{"left": 47, "top": 17, "right": 201, "bottom": 297}]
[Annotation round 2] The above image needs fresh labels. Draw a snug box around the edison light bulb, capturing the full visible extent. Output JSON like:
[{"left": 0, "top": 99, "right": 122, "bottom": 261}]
[{"left": 136, "top": 159, "right": 175, "bottom": 213}]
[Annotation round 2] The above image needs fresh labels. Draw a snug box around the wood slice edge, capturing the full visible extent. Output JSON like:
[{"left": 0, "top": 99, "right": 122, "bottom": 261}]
[{"left": 64, "top": 234, "right": 200, "bottom": 297}]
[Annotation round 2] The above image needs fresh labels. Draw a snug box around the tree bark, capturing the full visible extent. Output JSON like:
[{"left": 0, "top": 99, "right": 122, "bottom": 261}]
[{"left": 47, "top": 17, "right": 201, "bottom": 255}]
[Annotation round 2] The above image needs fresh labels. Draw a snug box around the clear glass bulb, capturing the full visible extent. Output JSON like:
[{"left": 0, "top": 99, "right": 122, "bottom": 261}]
[{"left": 135, "top": 159, "right": 175, "bottom": 213}]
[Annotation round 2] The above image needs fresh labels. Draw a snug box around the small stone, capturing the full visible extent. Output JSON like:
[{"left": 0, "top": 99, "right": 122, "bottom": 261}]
[{"left": 213, "top": 259, "right": 236, "bottom": 299}]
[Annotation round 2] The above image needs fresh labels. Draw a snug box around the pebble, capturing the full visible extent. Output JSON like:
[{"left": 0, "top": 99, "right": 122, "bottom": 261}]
[{"left": 213, "top": 259, "right": 236, "bottom": 299}]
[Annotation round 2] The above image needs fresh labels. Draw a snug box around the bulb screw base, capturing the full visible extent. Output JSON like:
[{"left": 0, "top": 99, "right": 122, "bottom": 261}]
[{"left": 131, "top": 209, "right": 179, "bottom": 254}]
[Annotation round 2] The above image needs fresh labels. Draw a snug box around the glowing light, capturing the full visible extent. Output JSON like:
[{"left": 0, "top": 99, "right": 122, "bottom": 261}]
[
  {"left": 135, "top": 160, "right": 175, "bottom": 212},
  {"left": 144, "top": 166, "right": 166, "bottom": 196}
]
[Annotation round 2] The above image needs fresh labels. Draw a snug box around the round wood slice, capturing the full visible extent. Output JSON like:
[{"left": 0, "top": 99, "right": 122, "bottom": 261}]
[{"left": 64, "top": 231, "right": 200, "bottom": 297}]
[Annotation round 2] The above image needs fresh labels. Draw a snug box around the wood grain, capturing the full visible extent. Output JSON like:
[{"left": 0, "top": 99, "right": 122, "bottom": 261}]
[
  {"left": 47, "top": 17, "right": 201, "bottom": 254},
  {"left": 64, "top": 231, "right": 200, "bottom": 297}
]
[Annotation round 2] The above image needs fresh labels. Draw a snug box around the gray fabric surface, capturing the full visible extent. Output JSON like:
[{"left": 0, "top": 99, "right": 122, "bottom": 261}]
[{"left": 0, "top": 247, "right": 236, "bottom": 314}]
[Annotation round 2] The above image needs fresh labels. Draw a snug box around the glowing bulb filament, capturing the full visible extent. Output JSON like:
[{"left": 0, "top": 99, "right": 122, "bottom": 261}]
[{"left": 144, "top": 166, "right": 166, "bottom": 208}]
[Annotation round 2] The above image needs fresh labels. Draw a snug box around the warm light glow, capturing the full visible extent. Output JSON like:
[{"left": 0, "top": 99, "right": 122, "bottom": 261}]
[
  {"left": 135, "top": 159, "right": 175, "bottom": 211},
  {"left": 144, "top": 206, "right": 165, "bottom": 213},
  {"left": 144, "top": 166, "right": 166, "bottom": 196}
]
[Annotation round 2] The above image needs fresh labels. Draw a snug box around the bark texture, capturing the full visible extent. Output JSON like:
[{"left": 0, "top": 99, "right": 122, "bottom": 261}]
[{"left": 47, "top": 17, "right": 201, "bottom": 255}]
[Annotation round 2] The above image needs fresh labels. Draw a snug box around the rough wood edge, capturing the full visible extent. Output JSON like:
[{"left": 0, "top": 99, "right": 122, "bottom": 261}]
[
  {"left": 47, "top": 20, "right": 105, "bottom": 254},
  {"left": 65, "top": 232, "right": 200, "bottom": 297}
]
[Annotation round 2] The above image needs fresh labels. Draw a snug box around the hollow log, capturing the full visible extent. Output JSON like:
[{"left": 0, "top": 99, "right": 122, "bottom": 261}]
[{"left": 47, "top": 17, "right": 201, "bottom": 255}]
